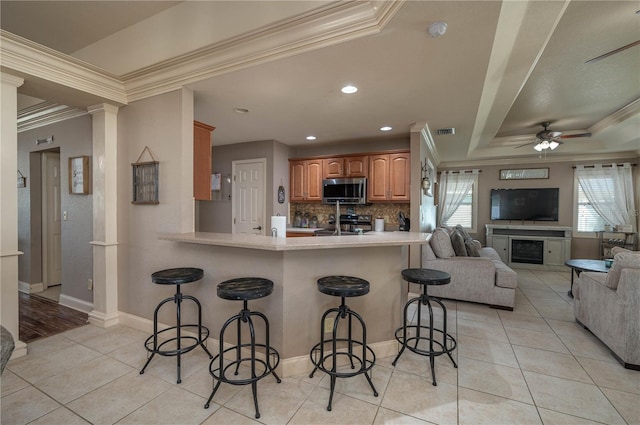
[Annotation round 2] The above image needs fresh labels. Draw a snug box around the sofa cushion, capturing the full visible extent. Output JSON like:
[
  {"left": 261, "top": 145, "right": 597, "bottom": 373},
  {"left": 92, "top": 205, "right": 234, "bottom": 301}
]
[
  {"left": 430, "top": 228, "right": 455, "bottom": 258},
  {"left": 450, "top": 230, "right": 468, "bottom": 256},
  {"left": 605, "top": 251, "right": 640, "bottom": 290},
  {"left": 455, "top": 225, "right": 472, "bottom": 241}
]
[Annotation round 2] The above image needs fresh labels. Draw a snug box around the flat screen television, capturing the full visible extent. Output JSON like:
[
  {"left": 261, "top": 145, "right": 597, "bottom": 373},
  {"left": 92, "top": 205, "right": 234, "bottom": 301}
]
[{"left": 490, "top": 188, "right": 559, "bottom": 221}]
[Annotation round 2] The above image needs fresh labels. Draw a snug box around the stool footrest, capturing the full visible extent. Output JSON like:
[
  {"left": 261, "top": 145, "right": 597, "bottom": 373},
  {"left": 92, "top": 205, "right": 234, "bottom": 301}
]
[
  {"left": 208, "top": 344, "right": 280, "bottom": 385},
  {"left": 309, "top": 339, "right": 376, "bottom": 378},
  {"left": 393, "top": 326, "right": 457, "bottom": 357},
  {"left": 143, "top": 325, "right": 210, "bottom": 357}
]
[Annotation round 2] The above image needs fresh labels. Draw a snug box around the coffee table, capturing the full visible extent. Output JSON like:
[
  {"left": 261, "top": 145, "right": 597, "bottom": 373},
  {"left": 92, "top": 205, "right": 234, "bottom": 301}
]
[{"left": 565, "top": 259, "right": 610, "bottom": 298}]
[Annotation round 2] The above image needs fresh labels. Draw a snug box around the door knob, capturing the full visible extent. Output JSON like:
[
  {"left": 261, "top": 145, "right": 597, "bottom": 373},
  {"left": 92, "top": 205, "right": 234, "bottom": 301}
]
[{"left": 253, "top": 226, "right": 262, "bottom": 230}]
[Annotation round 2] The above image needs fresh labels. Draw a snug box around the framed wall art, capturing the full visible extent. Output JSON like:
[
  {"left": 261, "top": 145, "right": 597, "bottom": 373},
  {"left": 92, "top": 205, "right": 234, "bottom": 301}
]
[{"left": 69, "top": 156, "right": 90, "bottom": 194}]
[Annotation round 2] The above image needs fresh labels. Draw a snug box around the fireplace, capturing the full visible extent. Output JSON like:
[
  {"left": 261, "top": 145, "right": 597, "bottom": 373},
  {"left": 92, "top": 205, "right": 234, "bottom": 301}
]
[{"left": 511, "top": 239, "right": 544, "bottom": 264}]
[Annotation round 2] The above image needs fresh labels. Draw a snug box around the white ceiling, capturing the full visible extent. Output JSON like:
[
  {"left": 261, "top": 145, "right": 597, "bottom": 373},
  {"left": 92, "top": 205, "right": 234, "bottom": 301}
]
[{"left": 2, "top": 0, "right": 639, "bottom": 165}]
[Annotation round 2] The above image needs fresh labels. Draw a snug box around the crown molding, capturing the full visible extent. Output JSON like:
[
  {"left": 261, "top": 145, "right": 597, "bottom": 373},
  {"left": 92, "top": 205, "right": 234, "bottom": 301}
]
[
  {"left": 590, "top": 97, "right": 640, "bottom": 135},
  {"left": 17, "top": 101, "right": 87, "bottom": 133},
  {"left": 122, "top": 0, "right": 404, "bottom": 101},
  {"left": 1, "top": 30, "right": 127, "bottom": 105},
  {"left": 440, "top": 151, "right": 639, "bottom": 169}
]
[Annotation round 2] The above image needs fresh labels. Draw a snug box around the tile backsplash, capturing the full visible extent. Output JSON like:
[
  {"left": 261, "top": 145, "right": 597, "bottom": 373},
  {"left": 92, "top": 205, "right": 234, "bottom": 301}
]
[{"left": 289, "top": 203, "right": 410, "bottom": 231}]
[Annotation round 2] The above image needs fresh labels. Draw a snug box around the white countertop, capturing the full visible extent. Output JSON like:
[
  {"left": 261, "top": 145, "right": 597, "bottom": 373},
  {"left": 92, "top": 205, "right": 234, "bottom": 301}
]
[{"left": 159, "top": 231, "right": 428, "bottom": 251}]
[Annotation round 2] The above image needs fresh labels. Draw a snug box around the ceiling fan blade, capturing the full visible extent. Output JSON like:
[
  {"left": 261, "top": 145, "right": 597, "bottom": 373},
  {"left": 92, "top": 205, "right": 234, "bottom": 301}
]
[
  {"left": 585, "top": 40, "right": 640, "bottom": 64},
  {"left": 514, "top": 141, "right": 534, "bottom": 149},
  {"left": 559, "top": 132, "right": 591, "bottom": 139}
]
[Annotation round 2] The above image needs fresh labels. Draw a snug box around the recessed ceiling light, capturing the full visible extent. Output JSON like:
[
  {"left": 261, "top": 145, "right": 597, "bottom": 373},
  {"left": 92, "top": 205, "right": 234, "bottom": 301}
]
[
  {"left": 306, "top": 136, "right": 317, "bottom": 141},
  {"left": 380, "top": 126, "right": 392, "bottom": 132},
  {"left": 233, "top": 107, "right": 249, "bottom": 113},
  {"left": 341, "top": 85, "right": 358, "bottom": 94}
]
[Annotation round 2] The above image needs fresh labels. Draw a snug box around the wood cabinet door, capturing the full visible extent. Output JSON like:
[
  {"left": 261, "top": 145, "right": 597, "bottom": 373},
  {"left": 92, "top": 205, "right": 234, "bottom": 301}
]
[
  {"left": 345, "top": 156, "right": 368, "bottom": 177},
  {"left": 323, "top": 158, "right": 344, "bottom": 178},
  {"left": 388, "top": 153, "right": 410, "bottom": 201},
  {"left": 290, "top": 160, "right": 306, "bottom": 201},
  {"left": 368, "top": 154, "right": 390, "bottom": 201},
  {"left": 306, "top": 159, "right": 323, "bottom": 201},
  {"left": 193, "top": 121, "right": 215, "bottom": 200}
]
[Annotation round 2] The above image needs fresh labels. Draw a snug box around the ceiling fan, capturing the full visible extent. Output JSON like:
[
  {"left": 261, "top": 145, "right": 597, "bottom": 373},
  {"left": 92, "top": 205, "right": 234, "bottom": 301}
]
[{"left": 515, "top": 122, "right": 591, "bottom": 151}]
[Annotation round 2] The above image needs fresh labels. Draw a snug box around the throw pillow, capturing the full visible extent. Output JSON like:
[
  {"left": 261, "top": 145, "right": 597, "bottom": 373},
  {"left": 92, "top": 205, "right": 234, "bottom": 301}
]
[
  {"left": 455, "top": 224, "right": 472, "bottom": 242},
  {"left": 450, "top": 230, "right": 468, "bottom": 256},
  {"left": 430, "top": 228, "right": 456, "bottom": 258},
  {"left": 604, "top": 251, "right": 640, "bottom": 290},
  {"left": 465, "top": 239, "right": 481, "bottom": 257}
]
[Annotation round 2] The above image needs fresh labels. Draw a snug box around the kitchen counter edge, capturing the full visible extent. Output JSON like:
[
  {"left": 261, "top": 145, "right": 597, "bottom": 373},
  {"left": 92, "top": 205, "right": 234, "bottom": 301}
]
[{"left": 159, "top": 231, "right": 429, "bottom": 251}]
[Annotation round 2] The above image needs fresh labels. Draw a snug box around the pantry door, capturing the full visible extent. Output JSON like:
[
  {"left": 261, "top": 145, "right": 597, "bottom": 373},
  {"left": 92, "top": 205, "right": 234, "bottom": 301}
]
[{"left": 232, "top": 159, "right": 266, "bottom": 235}]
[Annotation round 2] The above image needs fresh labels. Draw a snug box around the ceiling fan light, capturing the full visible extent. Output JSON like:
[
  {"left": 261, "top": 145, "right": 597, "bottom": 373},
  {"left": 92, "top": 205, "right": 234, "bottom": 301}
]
[
  {"left": 534, "top": 143, "right": 543, "bottom": 152},
  {"left": 549, "top": 141, "right": 559, "bottom": 150}
]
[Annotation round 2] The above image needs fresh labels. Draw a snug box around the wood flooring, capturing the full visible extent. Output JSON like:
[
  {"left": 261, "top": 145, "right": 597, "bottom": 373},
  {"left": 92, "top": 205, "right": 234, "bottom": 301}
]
[{"left": 19, "top": 292, "right": 88, "bottom": 343}]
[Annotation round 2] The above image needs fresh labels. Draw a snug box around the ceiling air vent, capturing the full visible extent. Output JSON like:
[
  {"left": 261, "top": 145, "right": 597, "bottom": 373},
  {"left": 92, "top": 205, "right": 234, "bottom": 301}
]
[{"left": 436, "top": 128, "right": 455, "bottom": 135}]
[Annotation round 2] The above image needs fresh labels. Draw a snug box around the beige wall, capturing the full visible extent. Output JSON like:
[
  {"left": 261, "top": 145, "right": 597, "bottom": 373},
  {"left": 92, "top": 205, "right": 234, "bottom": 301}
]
[
  {"left": 441, "top": 156, "right": 639, "bottom": 260},
  {"left": 197, "top": 140, "right": 293, "bottom": 233},
  {"left": 17, "top": 115, "right": 94, "bottom": 303}
]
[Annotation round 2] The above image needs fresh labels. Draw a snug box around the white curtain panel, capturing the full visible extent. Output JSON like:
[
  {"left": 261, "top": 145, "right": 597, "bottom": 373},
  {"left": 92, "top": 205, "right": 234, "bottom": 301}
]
[
  {"left": 575, "top": 163, "right": 636, "bottom": 230},
  {"left": 437, "top": 170, "right": 478, "bottom": 226}
]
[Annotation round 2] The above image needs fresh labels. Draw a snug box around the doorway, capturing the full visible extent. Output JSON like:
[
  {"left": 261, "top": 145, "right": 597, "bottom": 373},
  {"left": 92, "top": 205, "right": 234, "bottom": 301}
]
[
  {"left": 232, "top": 158, "right": 266, "bottom": 235},
  {"left": 41, "top": 150, "right": 62, "bottom": 292}
]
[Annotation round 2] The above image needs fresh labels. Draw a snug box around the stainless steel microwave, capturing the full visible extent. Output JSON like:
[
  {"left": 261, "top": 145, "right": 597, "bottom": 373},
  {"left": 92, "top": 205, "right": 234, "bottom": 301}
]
[{"left": 322, "top": 178, "right": 367, "bottom": 204}]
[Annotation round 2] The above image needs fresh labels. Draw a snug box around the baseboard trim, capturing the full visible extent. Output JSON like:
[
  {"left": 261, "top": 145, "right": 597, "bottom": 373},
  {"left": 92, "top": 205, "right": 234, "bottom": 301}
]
[
  {"left": 59, "top": 294, "right": 93, "bottom": 313},
  {"left": 10, "top": 340, "right": 28, "bottom": 360},
  {"left": 18, "top": 281, "right": 44, "bottom": 294},
  {"left": 88, "top": 310, "right": 120, "bottom": 328}
]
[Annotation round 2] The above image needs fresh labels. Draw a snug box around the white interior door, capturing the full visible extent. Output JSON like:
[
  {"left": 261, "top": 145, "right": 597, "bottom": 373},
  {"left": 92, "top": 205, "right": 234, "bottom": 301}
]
[
  {"left": 42, "top": 151, "right": 62, "bottom": 288},
  {"left": 232, "top": 159, "right": 266, "bottom": 235}
]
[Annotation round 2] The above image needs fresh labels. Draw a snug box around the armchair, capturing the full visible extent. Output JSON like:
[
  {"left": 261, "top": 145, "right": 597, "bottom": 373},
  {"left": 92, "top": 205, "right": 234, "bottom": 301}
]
[{"left": 573, "top": 250, "right": 640, "bottom": 369}]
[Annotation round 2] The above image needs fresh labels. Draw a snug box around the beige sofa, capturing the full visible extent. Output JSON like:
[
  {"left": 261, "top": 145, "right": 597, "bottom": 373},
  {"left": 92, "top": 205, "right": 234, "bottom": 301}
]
[
  {"left": 421, "top": 228, "right": 518, "bottom": 310},
  {"left": 573, "top": 248, "right": 640, "bottom": 369}
]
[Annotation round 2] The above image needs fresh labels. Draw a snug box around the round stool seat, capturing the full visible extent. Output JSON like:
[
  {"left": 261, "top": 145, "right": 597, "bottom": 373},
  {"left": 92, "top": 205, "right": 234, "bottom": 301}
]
[
  {"left": 401, "top": 268, "right": 450, "bottom": 286},
  {"left": 151, "top": 267, "right": 203, "bottom": 285},
  {"left": 317, "top": 275, "right": 369, "bottom": 297},
  {"left": 217, "top": 277, "right": 273, "bottom": 301}
]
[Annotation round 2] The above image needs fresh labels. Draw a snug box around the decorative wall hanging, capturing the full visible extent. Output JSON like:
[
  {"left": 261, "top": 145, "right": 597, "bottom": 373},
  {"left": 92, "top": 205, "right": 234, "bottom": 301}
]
[
  {"left": 500, "top": 168, "right": 549, "bottom": 180},
  {"left": 277, "top": 179, "right": 285, "bottom": 204},
  {"left": 17, "top": 170, "right": 26, "bottom": 188},
  {"left": 421, "top": 158, "right": 434, "bottom": 196},
  {"left": 132, "top": 146, "right": 159, "bottom": 204},
  {"left": 69, "top": 156, "right": 91, "bottom": 194}
]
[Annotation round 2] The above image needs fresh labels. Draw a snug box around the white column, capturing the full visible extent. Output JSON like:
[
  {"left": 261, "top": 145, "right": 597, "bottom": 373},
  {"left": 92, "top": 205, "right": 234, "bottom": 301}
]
[
  {"left": 0, "top": 73, "right": 27, "bottom": 358},
  {"left": 87, "top": 103, "right": 119, "bottom": 327}
]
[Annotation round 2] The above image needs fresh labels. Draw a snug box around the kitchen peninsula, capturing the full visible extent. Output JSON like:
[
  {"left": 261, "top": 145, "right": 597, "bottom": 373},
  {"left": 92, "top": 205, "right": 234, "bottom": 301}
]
[{"left": 159, "top": 231, "right": 428, "bottom": 376}]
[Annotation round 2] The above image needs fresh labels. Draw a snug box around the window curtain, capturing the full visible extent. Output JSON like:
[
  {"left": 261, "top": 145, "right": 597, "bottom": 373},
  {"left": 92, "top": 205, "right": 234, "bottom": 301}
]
[
  {"left": 437, "top": 170, "right": 478, "bottom": 226},
  {"left": 575, "top": 163, "right": 636, "bottom": 231}
]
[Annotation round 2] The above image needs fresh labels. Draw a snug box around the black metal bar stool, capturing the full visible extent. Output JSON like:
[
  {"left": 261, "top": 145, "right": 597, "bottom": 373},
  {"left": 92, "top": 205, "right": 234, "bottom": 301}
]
[
  {"left": 309, "top": 275, "right": 378, "bottom": 411},
  {"left": 392, "top": 268, "right": 457, "bottom": 386},
  {"left": 204, "top": 277, "right": 281, "bottom": 419},
  {"left": 140, "top": 267, "right": 212, "bottom": 384}
]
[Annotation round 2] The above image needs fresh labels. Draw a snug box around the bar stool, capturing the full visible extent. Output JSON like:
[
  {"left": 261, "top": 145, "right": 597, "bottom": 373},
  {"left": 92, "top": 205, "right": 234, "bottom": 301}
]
[
  {"left": 205, "top": 277, "right": 281, "bottom": 419},
  {"left": 140, "top": 267, "right": 212, "bottom": 384},
  {"left": 392, "top": 268, "right": 457, "bottom": 386},
  {"left": 309, "top": 275, "right": 378, "bottom": 411}
]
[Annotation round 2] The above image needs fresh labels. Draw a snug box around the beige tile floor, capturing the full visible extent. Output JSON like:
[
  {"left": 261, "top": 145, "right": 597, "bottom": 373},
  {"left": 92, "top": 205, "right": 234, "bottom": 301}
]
[{"left": 2, "top": 269, "right": 639, "bottom": 425}]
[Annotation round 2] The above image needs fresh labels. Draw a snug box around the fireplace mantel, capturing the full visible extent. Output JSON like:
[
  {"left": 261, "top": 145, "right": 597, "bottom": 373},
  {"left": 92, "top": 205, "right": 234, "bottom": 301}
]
[{"left": 486, "top": 224, "right": 572, "bottom": 270}]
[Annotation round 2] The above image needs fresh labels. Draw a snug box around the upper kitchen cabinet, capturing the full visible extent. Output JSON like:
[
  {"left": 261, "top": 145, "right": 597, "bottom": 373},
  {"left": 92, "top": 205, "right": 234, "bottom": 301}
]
[
  {"left": 322, "top": 155, "right": 368, "bottom": 179},
  {"left": 368, "top": 152, "right": 410, "bottom": 202},
  {"left": 323, "top": 158, "right": 343, "bottom": 179},
  {"left": 345, "top": 155, "right": 368, "bottom": 177},
  {"left": 193, "top": 121, "right": 215, "bottom": 201},
  {"left": 290, "top": 159, "right": 323, "bottom": 202}
]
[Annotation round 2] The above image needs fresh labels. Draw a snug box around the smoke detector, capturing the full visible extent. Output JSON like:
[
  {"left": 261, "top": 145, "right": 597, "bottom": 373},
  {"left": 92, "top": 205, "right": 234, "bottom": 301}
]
[{"left": 428, "top": 22, "right": 447, "bottom": 38}]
